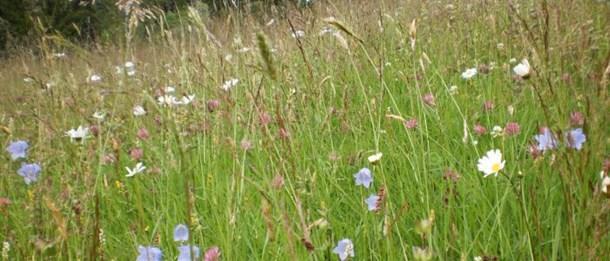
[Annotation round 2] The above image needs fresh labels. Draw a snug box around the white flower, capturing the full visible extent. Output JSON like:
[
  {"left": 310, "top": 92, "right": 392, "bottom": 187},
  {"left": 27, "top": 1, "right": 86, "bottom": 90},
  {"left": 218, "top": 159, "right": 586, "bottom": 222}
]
[
  {"left": 319, "top": 27, "right": 336, "bottom": 36},
  {"left": 45, "top": 82, "right": 54, "bottom": 89},
  {"left": 124, "top": 62, "right": 136, "bottom": 76},
  {"left": 512, "top": 58, "right": 530, "bottom": 77},
  {"left": 179, "top": 95, "right": 195, "bottom": 105},
  {"left": 53, "top": 52, "right": 66, "bottom": 58},
  {"left": 158, "top": 95, "right": 178, "bottom": 106},
  {"left": 221, "top": 78, "right": 239, "bottom": 91},
  {"left": 92, "top": 111, "right": 106, "bottom": 121},
  {"left": 164, "top": 86, "right": 175, "bottom": 93},
  {"left": 133, "top": 106, "right": 146, "bottom": 116},
  {"left": 125, "top": 162, "right": 146, "bottom": 177},
  {"left": 368, "top": 152, "right": 383, "bottom": 163},
  {"left": 158, "top": 94, "right": 195, "bottom": 106},
  {"left": 490, "top": 125, "right": 503, "bottom": 137},
  {"left": 89, "top": 74, "right": 102, "bottom": 83},
  {"left": 412, "top": 246, "right": 432, "bottom": 261},
  {"left": 461, "top": 68, "right": 477, "bottom": 79},
  {"left": 291, "top": 30, "right": 305, "bottom": 39},
  {"left": 507, "top": 105, "right": 515, "bottom": 116},
  {"left": 601, "top": 172, "right": 610, "bottom": 194},
  {"left": 125, "top": 61, "right": 135, "bottom": 69},
  {"left": 449, "top": 85, "right": 458, "bottom": 95},
  {"left": 66, "top": 126, "right": 90, "bottom": 142},
  {"left": 477, "top": 149, "right": 505, "bottom": 177}
]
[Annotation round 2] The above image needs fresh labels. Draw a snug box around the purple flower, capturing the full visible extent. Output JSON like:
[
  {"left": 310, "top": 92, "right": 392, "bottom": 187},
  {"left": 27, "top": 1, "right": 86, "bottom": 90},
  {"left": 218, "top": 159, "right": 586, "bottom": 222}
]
[
  {"left": 333, "top": 239, "right": 355, "bottom": 260},
  {"left": 207, "top": 99, "right": 221, "bottom": 112},
  {"left": 365, "top": 194, "right": 380, "bottom": 211},
  {"left": 136, "top": 246, "right": 162, "bottom": 261},
  {"left": 422, "top": 93, "right": 436, "bottom": 107},
  {"left": 403, "top": 118, "right": 418, "bottom": 129},
  {"left": 204, "top": 246, "right": 221, "bottom": 261},
  {"left": 534, "top": 128, "right": 558, "bottom": 151},
  {"left": 6, "top": 140, "right": 28, "bottom": 160},
  {"left": 504, "top": 122, "right": 520, "bottom": 136},
  {"left": 174, "top": 224, "right": 189, "bottom": 242},
  {"left": 354, "top": 168, "right": 373, "bottom": 188},
  {"left": 178, "top": 245, "right": 200, "bottom": 261},
  {"left": 566, "top": 128, "right": 586, "bottom": 150},
  {"left": 18, "top": 163, "right": 41, "bottom": 185}
]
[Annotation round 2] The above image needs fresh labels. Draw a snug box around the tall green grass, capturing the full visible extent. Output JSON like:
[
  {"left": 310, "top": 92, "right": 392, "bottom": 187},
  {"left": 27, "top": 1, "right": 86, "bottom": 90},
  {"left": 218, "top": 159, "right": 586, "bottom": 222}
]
[{"left": 1, "top": 0, "right": 609, "bottom": 260}]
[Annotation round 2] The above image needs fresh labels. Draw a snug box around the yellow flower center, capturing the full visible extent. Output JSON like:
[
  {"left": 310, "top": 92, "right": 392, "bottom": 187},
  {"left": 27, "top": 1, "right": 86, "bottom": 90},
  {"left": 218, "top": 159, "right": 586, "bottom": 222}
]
[{"left": 491, "top": 163, "right": 501, "bottom": 173}]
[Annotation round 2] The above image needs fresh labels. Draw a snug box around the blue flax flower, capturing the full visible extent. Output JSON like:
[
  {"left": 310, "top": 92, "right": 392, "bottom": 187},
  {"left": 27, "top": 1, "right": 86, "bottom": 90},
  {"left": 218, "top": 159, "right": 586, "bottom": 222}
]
[
  {"left": 534, "top": 128, "right": 558, "bottom": 151},
  {"left": 136, "top": 246, "right": 162, "bottom": 261},
  {"left": 6, "top": 140, "right": 29, "bottom": 160},
  {"left": 174, "top": 224, "right": 189, "bottom": 242},
  {"left": 17, "top": 163, "right": 41, "bottom": 185},
  {"left": 365, "top": 194, "right": 380, "bottom": 211},
  {"left": 177, "top": 245, "right": 200, "bottom": 261},
  {"left": 566, "top": 128, "right": 586, "bottom": 150},
  {"left": 354, "top": 168, "right": 373, "bottom": 188},
  {"left": 333, "top": 239, "right": 355, "bottom": 260}
]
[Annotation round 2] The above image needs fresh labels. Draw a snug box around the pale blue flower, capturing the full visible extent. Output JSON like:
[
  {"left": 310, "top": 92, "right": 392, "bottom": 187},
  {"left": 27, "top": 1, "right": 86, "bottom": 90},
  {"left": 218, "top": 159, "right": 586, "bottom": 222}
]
[
  {"left": 136, "top": 246, "right": 162, "bottom": 261},
  {"left": 534, "top": 128, "right": 558, "bottom": 151},
  {"left": 566, "top": 128, "right": 586, "bottom": 150},
  {"left": 177, "top": 245, "right": 200, "bottom": 261},
  {"left": 174, "top": 224, "right": 189, "bottom": 242},
  {"left": 333, "top": 238, "right": 355, "bottom": 260},
  {"left": 17, "top": 163, "right": 41, "bottom": 185},
  {"left": 354, "top": 168, "right": 372, "bottom": 188},
  {"left": 365, "top": 194, "right": 380, "bottom": 211},
  {"left": 6, "top": 140, "right": 28, "bottom": 160}
]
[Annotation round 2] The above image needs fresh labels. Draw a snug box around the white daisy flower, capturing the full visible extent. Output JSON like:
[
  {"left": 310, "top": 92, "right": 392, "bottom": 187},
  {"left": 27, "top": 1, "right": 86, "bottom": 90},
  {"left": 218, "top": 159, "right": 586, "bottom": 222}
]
[
  {"left": 178, "top": 95, "right": 195, "bottom": 105},
  {"left": 601, "top": 171, "right": 610, "bottom": 194},
  {"left": 221, "top": 78, "right": 239, "bottom": 91},
  {"left": 319, "top": 27, "right": 336, "bottom": 36},
  {"left": 125, "top": 61, "right": 135, "bottom": 69},
  {"left": 92, "top": 111, "right": 106, "bottom": 121},
  {"left": 477, "top": 149, "right": 505, "bottom": 177},
  {"left": 461, "top": 68, "right": 477, "bottom": 79},
  {"left": 133, "top": 106, "right": 146, "bottom": 116},
  {"left": 164, "top": 86, "right": 175, "bottom": 93},
  {"left": 512, "top": 58, "right": 531, "bottom": 77},
  {"left": 490, "top": 125, "right": 504, "bottom": 138},
  {"left": 89, "top": 74, "right": 102, "bottom": 83},
  {"left": 158, "top": 95, "right": 178, "bottom": 106},
  {"left": 66, "top": 126, "right": 90, "bottom": 142},
  {"left": 291, "top": 30, "right": 305, "bottom": 39},
  {"left": 368, "top": 152, "right": 383, "bottom": 164},
  {"left": 449, "top": 85, "right": 458, "bottom": 95},
  {"left": 125, "top": 162, "right": 146, "bottom": 177}
]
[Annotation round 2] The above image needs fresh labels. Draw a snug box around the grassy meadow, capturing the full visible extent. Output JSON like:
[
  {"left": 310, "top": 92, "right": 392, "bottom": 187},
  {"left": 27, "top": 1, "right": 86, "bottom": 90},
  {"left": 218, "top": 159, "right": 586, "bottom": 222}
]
[{"left": 1, "top": 0, "right": 610, "bottom": 260}]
